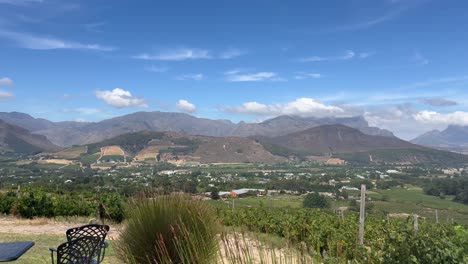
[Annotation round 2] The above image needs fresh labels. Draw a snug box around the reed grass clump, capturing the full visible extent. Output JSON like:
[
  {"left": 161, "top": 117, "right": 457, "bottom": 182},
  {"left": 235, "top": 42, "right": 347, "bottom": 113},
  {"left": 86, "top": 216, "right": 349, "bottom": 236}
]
[{"left": 116, "top": 194, "right": 219, "bottom": 264}]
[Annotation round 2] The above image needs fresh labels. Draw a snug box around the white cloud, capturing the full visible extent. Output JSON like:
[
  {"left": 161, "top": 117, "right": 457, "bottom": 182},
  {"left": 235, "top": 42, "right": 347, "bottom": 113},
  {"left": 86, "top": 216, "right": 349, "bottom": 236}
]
[
  {"left": 413, "top": 111, "right": 468, "bottom": 126},
  {"left": 225, "top": 71, "right": 282, "bottom": 82},
  {"left": 175, "top": 74, "right": 204, "bottom": 81},
  {"left": 224, "top": 98, "right": 345, "bottom": 117},
  {"left": 0, "top": 77, "right": 13, "bottom": 86},
  {"left": 95, "top": 88, "right": 148, "bottom": 108},
  {"left": 294, "top": 72, "right": 322, "bottom": 80},
  {"left": 362, "top": 105, "right": 468, "bottom": 139},
  {"left": 300, "top": 50, "right": 356, "bottom": 62},
  {"left": 0, "top": 30, "right": 115, "bottom": 51},
  {"left": 176, "top": 99, "right": 197, "bottom": 113},
  {"left": 219, "top": 48, "right": 246, "bottom": 59},
  {"left": 133, "top": 48, "right": 211, "bottom": 61},
  {"left": 0, "top": 90, "right": 14, "bottom": 100}
]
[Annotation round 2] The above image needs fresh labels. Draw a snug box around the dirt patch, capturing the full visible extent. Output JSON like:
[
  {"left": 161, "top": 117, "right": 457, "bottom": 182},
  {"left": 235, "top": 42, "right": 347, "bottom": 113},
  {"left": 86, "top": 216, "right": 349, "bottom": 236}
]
[{"left": 0, "top": 217, "right": 121, "bottom": 240}]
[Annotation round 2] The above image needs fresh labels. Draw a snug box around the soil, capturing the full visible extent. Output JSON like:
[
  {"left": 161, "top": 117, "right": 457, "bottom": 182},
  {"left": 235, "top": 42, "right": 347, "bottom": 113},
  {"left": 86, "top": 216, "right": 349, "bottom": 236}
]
[{"left": 0, "top": 217, "right": 121, "bottom": 240}]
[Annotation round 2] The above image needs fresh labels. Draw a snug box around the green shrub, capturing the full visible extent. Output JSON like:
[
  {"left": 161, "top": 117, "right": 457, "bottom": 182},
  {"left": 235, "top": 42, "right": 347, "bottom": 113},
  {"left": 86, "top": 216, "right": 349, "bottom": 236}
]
[
  {"left": 101, "top": 193, "right": 125, "bottom": 223},
  {"left": 303, "top": 192, "right": 329, "bottom": 209},
  {"left": 116, "top": 194, "right": 219, "bottom": 264}
]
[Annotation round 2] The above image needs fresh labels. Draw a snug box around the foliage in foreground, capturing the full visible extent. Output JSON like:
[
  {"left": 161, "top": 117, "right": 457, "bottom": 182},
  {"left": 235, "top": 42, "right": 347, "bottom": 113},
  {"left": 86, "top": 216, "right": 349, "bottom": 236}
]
[
  {"left": 0, "top": 190, "right": 125, "bottom": 222},
  {"left": 218, "top": 207, "right": 468, "bottom": 263},
  {"left": 115, "top": 194, "right": 219, "bottom": 264}
]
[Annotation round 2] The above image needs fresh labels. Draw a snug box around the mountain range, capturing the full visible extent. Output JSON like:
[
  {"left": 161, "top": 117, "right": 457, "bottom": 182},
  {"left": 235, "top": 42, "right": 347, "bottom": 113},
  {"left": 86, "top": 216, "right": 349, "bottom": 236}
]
[
  {"left": 0, "top": 111, "right": 394, "bottom": 147},
  {"left": 411, "top": 125, "right": 468, "bottom": 151},
  {"left": 1, "top": 111, "right": 467, "bottom": 165}
]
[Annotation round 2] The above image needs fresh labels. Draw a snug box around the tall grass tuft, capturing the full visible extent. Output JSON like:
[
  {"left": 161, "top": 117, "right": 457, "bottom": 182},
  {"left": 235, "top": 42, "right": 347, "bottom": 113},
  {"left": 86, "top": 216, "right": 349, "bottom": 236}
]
[{"left": 115, "top": 193, "right": 219, "bottom": 264}]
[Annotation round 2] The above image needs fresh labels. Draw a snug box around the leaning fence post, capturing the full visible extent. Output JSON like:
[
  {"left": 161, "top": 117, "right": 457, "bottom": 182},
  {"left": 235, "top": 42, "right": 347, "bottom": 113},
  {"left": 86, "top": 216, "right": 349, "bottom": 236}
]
[{"left": 359, "top": 184, "right": 366, "bottom": 245}]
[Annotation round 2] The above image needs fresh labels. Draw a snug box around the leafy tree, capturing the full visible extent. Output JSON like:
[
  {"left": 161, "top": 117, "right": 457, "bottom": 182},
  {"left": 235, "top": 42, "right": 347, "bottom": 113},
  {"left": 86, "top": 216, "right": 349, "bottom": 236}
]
[
  {"left": 303, "top": 193, "right": 329, "bottom": 209},
  {"left": 210, "top": 190, "right": 220, "bottom": 200}
]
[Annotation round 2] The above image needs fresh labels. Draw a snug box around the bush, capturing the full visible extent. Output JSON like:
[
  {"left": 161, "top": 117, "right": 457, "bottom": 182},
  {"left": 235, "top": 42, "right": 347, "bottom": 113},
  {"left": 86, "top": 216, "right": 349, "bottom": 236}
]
[
  {"left": 303, "top": 192, "right": 329, "bottom": 209},
  {"left": 101, "top": 193, "right": 125, "bottom": 223},
  {"left": 116, "top": 194, "right": 219, "bottom": 264}
]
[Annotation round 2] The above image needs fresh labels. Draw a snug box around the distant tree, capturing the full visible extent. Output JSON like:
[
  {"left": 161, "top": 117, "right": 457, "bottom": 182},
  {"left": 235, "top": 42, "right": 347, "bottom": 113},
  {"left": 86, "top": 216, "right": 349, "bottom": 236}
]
[
  {"left": 183, "top": 180, "right": 197, "bottom": 194},
  {"left": 210, "top": 190, "right": 220, "bottom": 200},
  {"left": 424, "top": 186, "right": 440, "bottom": 196},
  {"left": 303, "top": 193, "right": 330, "bottom": 209}
]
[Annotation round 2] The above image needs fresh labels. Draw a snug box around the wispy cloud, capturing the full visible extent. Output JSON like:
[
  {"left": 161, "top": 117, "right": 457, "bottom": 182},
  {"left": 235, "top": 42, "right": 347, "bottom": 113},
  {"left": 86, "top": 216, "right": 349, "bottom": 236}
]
[
  {"left": 225, "top": 70, "right": 282, "bottom": 82},
  {"left": 175, "top": 73, "right": 204, "bottom": 81},
  {"left": 0, "top": 0, "right": 43, "bottom": 6},
  {"left": 359, "top": 52, "right": 375, "bottom": 59},
  {"left": 145, "top": 66, "right": 169, "bottom": 73},
  {"left": 299, "top": 50, "right": 370, "bottom": 62},
  {"left": 133, "top": 48, "right": 211, "bottom": 61},
  {"left": 0, "top": 90, "right": 14, "bottom": 100},
  {"left": 294, "top": 72, "right": 322, "bottom": 80},
  {"left": 0, "top": 77, "right": 13, "bottom": 86},
  {"left": 219, "top": 48, "right": 246, "bottom": 59},
  {"left": 420, "top": 98, "right": 458, "bottom": 107},
  {"left": 401, "top": 75, "right": 468, "bottom": 91},
  {"left": 411, "top": 50, "right": 429, "bottom": 65},
  {"left": 62, "top": 107, "right": 104, "bottom": 115},
  {"left": 0, "top": 30, "right": 115, "bottom": 51},
  {"left": 84, "top": 21, "right": 107, "bottom": 33},
  {"left": 334, "top": 10, "right": 403, "bottom": 32}
]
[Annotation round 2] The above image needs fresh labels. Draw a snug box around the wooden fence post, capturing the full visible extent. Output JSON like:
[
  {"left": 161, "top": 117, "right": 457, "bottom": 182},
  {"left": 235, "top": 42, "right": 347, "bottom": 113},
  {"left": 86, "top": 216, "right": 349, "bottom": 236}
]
[
  {"left": 413, "top": 214, "right": 419, "bottom": 235},
  {"left": 435, "top": 209, "right": 439, "bottom": 224},
  {"left": 359, "top": 184, "right": 366, "bottom": 245}
]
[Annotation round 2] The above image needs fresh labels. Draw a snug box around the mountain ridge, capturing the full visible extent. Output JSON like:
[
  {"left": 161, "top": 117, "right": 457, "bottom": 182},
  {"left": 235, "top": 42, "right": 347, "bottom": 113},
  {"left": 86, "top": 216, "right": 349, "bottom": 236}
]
[
  {"left": 0, "top": 119, "right": 58, "bottom": 154},
  {"left": 0, "top": 111, "right": 396, "bottom": 147},
  {"left": 411, "top": 125, "right": 468, "bottom": 151}
]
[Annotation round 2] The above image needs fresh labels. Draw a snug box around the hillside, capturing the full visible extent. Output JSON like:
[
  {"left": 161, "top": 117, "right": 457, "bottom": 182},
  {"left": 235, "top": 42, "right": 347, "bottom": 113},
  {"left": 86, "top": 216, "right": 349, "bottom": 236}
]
[
  {"left": 259, "top": 124, "right": 419, "bottom": 154},
  {"left": 0, "top": 119, "right": 58, "bottom": 154},
  {"left": 256, "top": 124, "right": 468, "bottom": 164},
  {"left": 411, "top": 125, "right": 468, "bottom": 151},
  {"left": 0, "top": 111, "right": 395, "bottom": 147},
  {"left": 81, "top": 131, "right": 286, "bottom": 164}
]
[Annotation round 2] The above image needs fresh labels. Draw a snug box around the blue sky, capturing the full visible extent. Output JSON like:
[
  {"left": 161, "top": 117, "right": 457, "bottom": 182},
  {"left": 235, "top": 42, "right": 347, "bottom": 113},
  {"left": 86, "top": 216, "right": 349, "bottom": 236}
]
[{"left": 1, "top": 0, "right": 468, "bottom": 139}]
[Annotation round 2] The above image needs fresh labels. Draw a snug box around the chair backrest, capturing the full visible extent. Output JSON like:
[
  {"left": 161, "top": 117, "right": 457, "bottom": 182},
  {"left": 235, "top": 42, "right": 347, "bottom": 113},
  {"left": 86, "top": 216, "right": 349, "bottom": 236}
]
[
  {"left": 56, "top": 236, "right": 101, "bottom": 264},
  {"left": 66, "top": 224, "right": 110, "bottom": 243}
]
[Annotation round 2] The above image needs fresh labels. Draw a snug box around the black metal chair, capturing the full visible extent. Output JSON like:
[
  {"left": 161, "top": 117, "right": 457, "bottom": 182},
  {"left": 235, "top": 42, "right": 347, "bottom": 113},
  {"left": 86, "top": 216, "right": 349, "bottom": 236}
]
[
  {"left": 50, "top": 236, "right": 101, "bottom": 264},
  {"left": 65, "top": 224, "right": 110, "bottom": 264}
]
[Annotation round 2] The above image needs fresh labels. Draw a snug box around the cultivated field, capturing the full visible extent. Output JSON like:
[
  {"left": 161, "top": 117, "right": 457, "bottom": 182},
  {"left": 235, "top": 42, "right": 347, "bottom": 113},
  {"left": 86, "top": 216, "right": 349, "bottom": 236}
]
[
  {"left": 101, "top": 146, "right": 125, "bottom": 157},
  {"left": 50, "top": 146, "right": 88, "bottom": 159}
]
